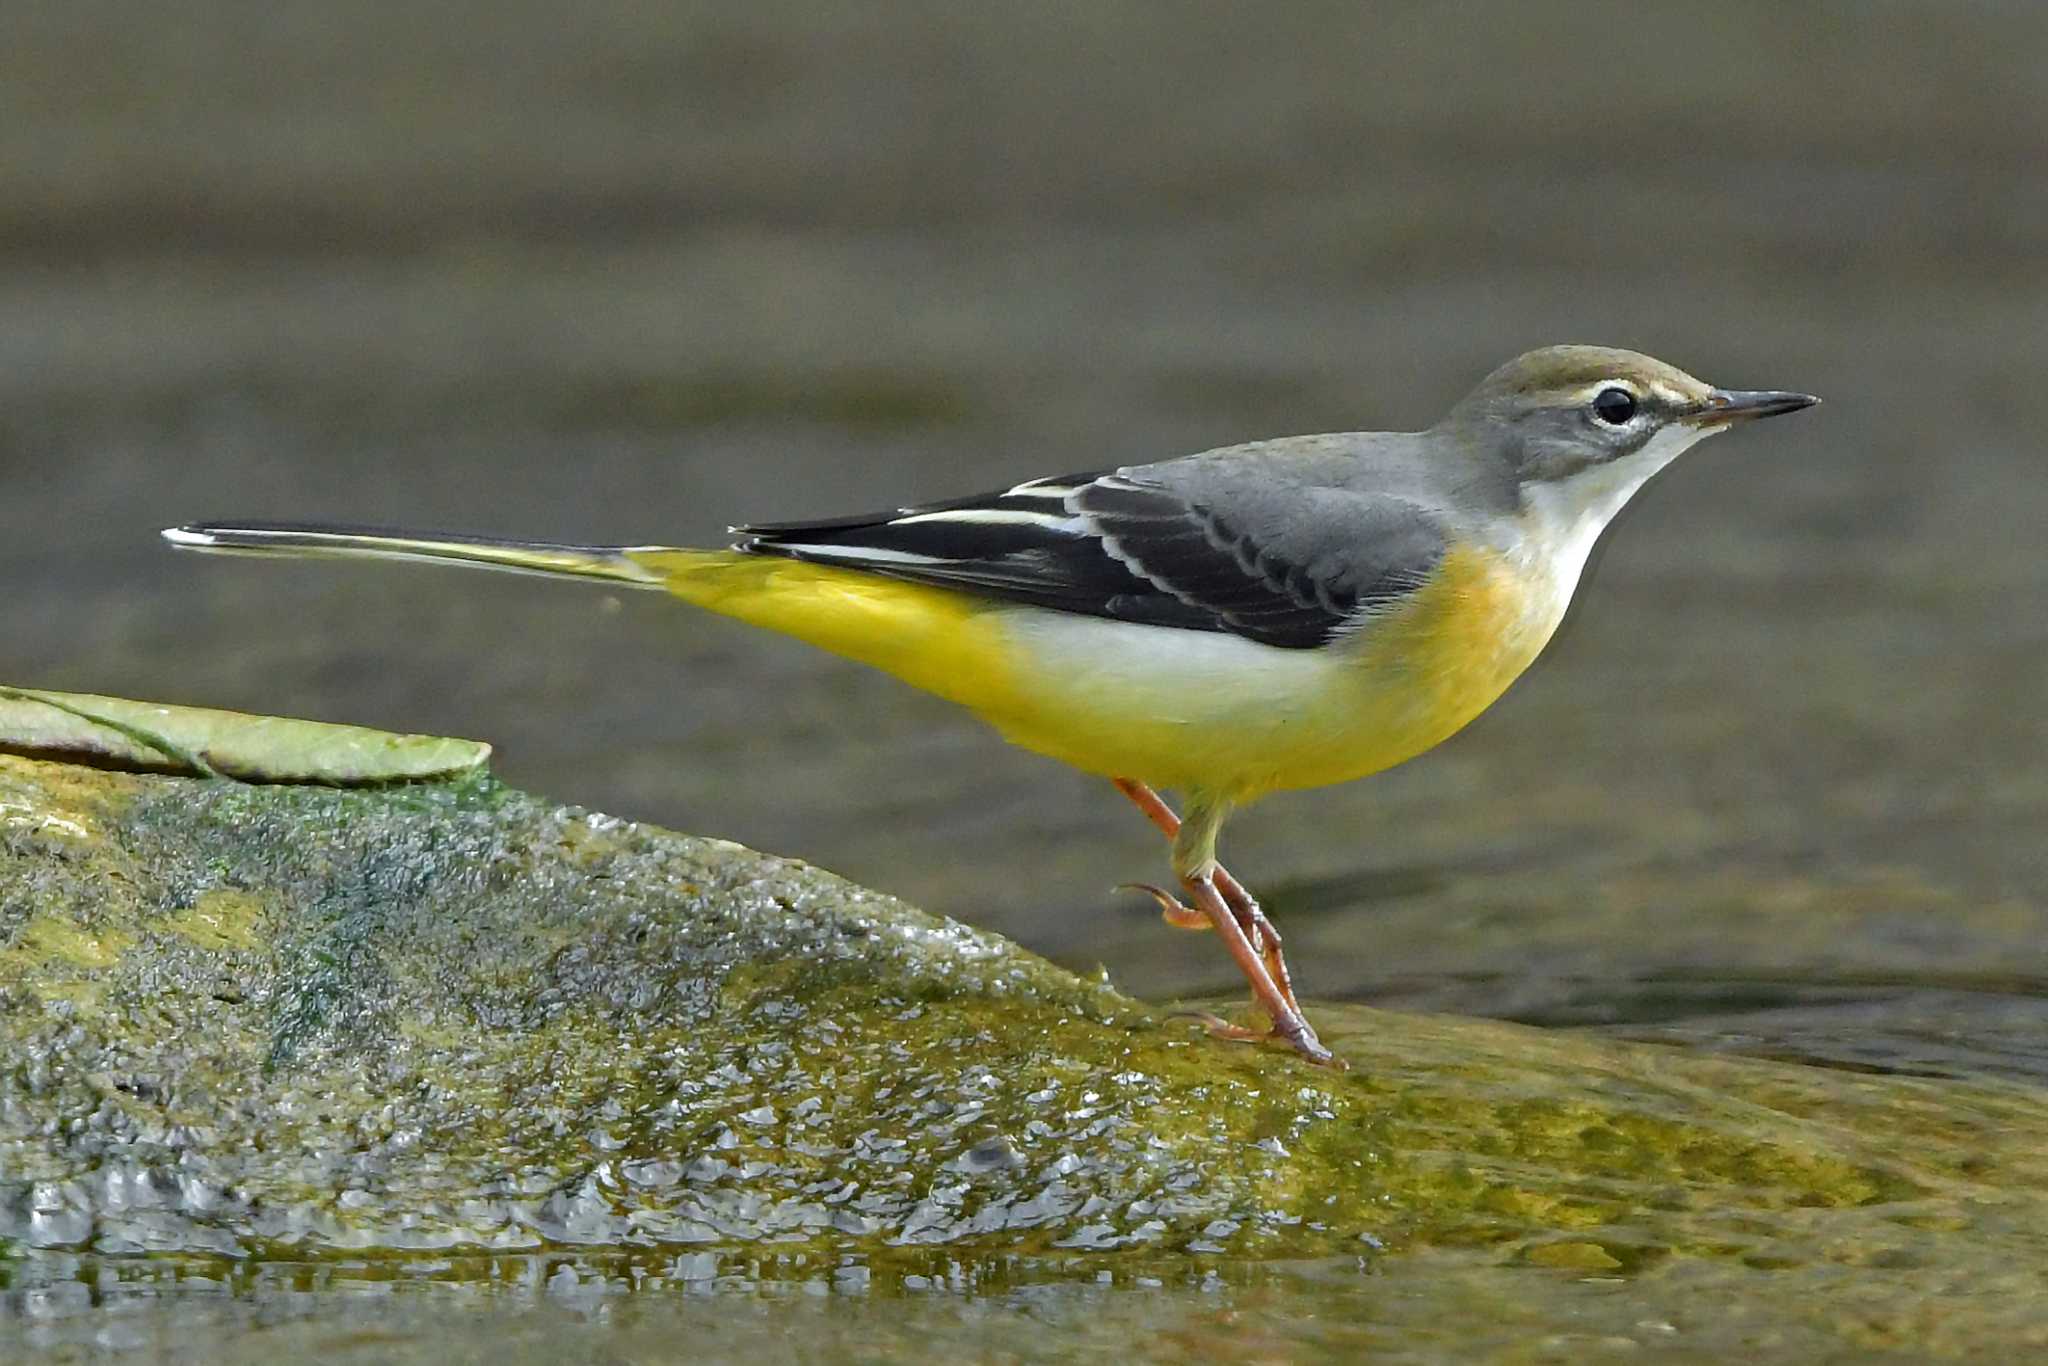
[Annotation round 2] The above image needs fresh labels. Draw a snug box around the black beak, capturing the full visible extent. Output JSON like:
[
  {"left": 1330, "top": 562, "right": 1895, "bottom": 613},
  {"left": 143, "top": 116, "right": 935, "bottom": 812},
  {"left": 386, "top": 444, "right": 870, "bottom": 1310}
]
[{"left": 1694, "top": 389, "right": 1821, "bottom": 425}]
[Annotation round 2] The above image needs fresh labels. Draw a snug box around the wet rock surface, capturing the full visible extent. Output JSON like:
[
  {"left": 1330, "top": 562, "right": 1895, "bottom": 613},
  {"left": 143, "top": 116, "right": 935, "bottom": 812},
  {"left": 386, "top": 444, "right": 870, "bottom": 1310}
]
[
  {"left": 0, "top": 742, "right": 1949, "bottom": 1270},
  {"left": 3, "top": 748, "right": 1227, "bottom": 1258},
  {"left": 9, "top": 738, "right": 2048, "bottom": 1359}
]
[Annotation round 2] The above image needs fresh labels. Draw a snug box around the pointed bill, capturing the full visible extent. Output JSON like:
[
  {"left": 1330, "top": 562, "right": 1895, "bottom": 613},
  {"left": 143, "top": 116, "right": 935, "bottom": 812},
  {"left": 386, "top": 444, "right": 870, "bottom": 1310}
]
[{"left": 1691, "top": 389, "right": 1821, "bottom": 426}]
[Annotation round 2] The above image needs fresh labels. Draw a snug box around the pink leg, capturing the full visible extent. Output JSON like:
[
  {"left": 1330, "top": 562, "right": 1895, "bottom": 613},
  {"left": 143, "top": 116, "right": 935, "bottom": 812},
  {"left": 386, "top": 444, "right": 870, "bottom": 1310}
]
[
  {"left": 1178, "top": 871, "right": 1333, "bottom": 1064},
  {"left": 1111, "top": 779, "right": 1334, "bottom": 1066},
  {"left": 1112, "top": 778, "right": 1304, "bottom": 1015}
]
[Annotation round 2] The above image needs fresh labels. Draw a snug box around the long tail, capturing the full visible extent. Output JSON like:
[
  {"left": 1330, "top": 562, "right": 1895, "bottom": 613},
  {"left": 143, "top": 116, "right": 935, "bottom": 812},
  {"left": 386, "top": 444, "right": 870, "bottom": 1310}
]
[
  {"left": 163, "top": 519, "right": 1024, "bottom": 721},
  {"left": 162, "top": 522, "right": 671, "bottom": 588}
]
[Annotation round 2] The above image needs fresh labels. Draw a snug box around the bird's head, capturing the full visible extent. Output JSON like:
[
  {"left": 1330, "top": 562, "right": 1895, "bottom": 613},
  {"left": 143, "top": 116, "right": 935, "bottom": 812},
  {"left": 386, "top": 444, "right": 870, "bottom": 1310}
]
[{"left": 1440, "top": 345, "right": 1818, "bottom": 503}]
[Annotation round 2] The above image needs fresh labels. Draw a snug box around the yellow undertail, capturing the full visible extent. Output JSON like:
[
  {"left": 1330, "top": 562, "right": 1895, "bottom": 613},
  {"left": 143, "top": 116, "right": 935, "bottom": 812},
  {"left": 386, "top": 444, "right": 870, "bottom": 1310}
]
[{"left": 629, "top": 549, "right": 1032, "bottom": 720}]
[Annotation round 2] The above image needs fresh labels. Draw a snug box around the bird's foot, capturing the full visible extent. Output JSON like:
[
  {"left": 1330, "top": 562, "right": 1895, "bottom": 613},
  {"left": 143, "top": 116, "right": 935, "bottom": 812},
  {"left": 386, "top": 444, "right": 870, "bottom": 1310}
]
[
  {"left": 1177, "top": 873, "right": 1342, "bottom": 1068},
  {"left": 1171, "top": 1007, "right": 1271, "bottom": 1043},
  {"left": 1117, "top": 879, "right": 1305, "bottom": 1020},
  {"left": 1171, "top": 1008, "right": 1349, "bottom": 1069},
  {"left": 1116, "top": 882, "right": 1211, "bottom": 931},
  {"left": 1264, "top": 1010, "right": 1343, "bottom": 1068}
]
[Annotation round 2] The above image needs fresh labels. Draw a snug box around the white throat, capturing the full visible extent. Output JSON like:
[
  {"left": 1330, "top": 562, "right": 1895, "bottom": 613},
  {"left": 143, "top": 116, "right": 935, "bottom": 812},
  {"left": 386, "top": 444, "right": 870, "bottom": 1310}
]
[{"left": 1512, "top": 423, "right": 1711, "bottom": 593}]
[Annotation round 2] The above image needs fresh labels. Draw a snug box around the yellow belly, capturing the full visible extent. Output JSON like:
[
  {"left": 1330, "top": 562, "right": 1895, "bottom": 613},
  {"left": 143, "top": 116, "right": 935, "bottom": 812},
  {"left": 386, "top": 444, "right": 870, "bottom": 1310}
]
[
  {"left": 983, "top": 543, "right": 1562, "bottom": 797},
  {"left": 633, "top": 545, "right": 1562, "bottom": 802}
]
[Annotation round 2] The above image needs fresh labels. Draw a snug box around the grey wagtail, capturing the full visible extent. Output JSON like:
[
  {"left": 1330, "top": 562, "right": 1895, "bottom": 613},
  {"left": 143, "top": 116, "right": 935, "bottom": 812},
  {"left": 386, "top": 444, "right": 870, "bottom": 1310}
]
[{"left": 164, "top": 345, "right": 1817, "bottom": 1066}]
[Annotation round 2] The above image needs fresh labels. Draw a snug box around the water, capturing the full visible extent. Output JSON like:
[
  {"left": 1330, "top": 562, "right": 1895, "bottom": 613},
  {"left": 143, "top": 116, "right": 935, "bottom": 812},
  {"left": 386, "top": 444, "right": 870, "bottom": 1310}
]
[
  {"left": 2, "top": 0, "right": 2046, "bottom": 1356},
  {"left": 8, "top": 1249, "right": 2039, "bottom": 1363},
  {"left": 14, "top": 998, "right": 2048, "bottom": 1360}
]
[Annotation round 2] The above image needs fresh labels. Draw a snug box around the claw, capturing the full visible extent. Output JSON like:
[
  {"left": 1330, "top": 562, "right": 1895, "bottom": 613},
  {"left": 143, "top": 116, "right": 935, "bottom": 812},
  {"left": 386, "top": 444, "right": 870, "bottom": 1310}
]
[
  {"left": 1116, "top": 882, "right": 1211, "bottom": 932},
  {"left": 1170, "top": 1008, "right": 1269, "bottom": 1043}
]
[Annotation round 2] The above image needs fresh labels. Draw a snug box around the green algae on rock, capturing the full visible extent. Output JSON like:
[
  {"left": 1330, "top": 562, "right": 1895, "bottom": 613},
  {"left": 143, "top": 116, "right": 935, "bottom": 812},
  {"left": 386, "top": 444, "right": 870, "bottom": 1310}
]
[
  {"left": 3, "top": 734, "right": 2046, "bottom": 1286},
  {"left": 0, "top": 745, "right": 1266, "bottom": 1261}
]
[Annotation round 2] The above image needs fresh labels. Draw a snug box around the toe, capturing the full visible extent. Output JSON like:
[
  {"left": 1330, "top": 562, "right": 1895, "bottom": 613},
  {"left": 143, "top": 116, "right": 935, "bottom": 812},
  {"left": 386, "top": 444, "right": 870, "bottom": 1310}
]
[{"left": 1117, "top": 882, "right": 1212, "bottom": 931}]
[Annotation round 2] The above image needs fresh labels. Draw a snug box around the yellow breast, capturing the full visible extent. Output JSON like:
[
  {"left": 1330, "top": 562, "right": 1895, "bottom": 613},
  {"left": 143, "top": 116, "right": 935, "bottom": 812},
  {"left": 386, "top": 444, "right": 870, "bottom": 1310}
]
[{"left": 1327, "top": 542, "right": 1567, "bottom": 783}]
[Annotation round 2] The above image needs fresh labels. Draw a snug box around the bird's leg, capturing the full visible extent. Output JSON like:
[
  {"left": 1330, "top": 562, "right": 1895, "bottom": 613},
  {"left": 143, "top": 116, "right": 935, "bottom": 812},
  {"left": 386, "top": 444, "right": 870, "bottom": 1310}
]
[
  {"left": 1176, "top": 872, "right": 1335, "bottom": 1065},
  {"left": 1112, "top": 778, "right": 1276, "bottom": 937},
  {"left": 1137, "top": 789, "right": 1333, "bottom": 1067},
  {"left": 1111, "top": 779, "right": 1303, "bottom": 1017}
]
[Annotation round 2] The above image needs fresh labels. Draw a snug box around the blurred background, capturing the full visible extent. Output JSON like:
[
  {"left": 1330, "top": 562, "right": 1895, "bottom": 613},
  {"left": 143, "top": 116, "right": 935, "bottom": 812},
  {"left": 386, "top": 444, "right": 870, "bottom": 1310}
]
[{"left": 3, "top": 1, "right": 2043, "bottom": 1068}]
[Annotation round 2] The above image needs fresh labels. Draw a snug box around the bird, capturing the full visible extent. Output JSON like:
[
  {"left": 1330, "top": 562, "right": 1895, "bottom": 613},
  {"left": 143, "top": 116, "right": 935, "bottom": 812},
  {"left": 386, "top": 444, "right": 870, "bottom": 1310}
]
[{"left": 164, "top": 345, "right": 1817, "bottom": 1066}]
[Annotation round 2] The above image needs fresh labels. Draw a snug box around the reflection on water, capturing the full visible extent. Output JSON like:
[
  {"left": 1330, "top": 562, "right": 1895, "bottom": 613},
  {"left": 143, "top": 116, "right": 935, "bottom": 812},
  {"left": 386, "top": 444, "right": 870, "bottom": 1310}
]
[{"left": 14, "top": 1249, "right": 2048, "bottom": 1363}]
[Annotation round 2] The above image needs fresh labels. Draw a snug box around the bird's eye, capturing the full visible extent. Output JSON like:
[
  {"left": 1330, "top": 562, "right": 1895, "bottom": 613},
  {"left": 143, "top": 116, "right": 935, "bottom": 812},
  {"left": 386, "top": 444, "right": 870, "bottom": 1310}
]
[{"left": 1592, "top": 387, "right": 1638, "bottom": 426}]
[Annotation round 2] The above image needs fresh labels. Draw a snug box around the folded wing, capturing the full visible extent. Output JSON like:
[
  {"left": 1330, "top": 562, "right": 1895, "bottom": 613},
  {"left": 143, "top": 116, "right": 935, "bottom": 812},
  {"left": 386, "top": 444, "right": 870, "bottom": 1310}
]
[{"left": 734, "top": 466, "right": 1446, "bottom": 650}]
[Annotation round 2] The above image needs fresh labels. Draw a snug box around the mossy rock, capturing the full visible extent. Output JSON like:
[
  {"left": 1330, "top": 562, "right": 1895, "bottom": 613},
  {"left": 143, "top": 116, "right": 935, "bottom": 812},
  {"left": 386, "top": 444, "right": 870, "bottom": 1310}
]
[{"left": 2, "top": 697, "right": 2042, "bottom": 1281}]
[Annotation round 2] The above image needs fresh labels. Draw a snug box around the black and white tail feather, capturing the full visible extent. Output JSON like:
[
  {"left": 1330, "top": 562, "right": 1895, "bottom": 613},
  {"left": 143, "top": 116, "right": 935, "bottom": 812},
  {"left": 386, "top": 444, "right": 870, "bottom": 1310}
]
[{"left": 160, "top": 524, "right": 666, "bottom": 586}]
